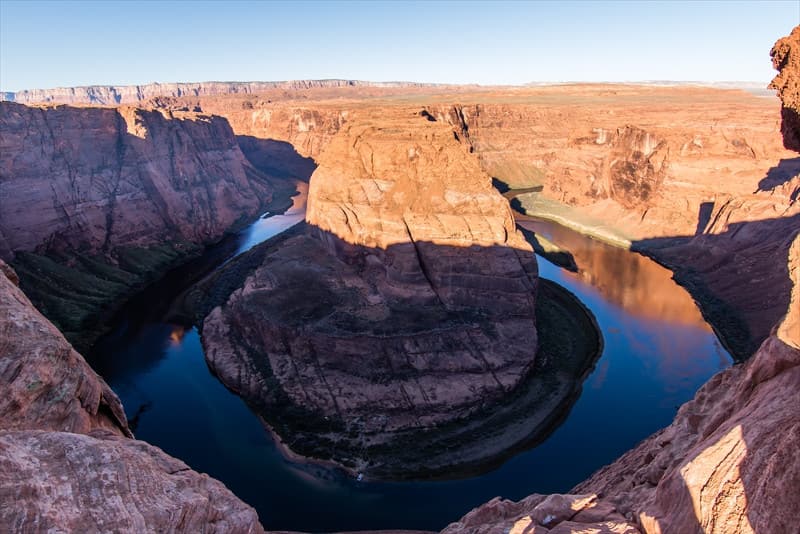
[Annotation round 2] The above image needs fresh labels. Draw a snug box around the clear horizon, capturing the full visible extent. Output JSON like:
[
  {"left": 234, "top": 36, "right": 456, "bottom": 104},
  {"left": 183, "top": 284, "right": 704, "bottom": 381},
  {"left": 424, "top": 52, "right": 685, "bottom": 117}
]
[{"left": 1, "top": 0, "right": 797, "bottom": 93}]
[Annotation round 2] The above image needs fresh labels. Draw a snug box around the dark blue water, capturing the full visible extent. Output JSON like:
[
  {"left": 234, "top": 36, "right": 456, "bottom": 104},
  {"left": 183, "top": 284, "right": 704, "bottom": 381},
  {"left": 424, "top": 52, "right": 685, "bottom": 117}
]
[{"left": 89, "top": 191, "right": 729, "bottom": 532}]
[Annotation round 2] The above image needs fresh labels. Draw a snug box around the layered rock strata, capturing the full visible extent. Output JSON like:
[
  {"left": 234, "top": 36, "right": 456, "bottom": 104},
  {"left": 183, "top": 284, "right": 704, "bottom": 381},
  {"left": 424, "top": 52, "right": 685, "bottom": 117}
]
[
  {"left": 0, "top": 260, "right": 264, "bottom": 533},
  {"left": 200, "top": 113, "right": 575, "bottom": 478},
  {"left": 0, "top": 102, "right": 272, "bottom": 258},
  {"left": 189, "top": 84, "right": 798, "bottom": 358},
  {"left": 1, "top": 80, "right": 461, "bottom": 106},
  {"left": 0, "top": 101, "right": 276, "bottom": 348}
]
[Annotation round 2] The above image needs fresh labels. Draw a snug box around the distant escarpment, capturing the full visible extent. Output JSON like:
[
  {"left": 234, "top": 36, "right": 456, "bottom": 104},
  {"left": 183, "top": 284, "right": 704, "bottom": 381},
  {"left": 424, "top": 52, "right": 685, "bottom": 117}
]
[
  {"left": 1, "top": 79, "right": 448, "bottom": 106},
  {"left": 198, "top": 112, "right": 600, "bottom": 478},
  {"left": 0, "top": 259, "right": 264, "bottom": 533},
  {"left": 0, "top": 101, "right": 276, "bottom": 349}
]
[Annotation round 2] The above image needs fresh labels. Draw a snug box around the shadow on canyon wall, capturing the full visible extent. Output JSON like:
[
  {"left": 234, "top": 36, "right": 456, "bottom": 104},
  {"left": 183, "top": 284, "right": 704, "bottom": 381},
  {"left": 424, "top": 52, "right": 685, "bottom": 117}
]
[
  {"left": 633, "top": 213, "right": 799, "bottom": 361},
  {"left": 755, "top": 156, "right": 800, "bottom": 201},
  {"left": 237, "top": 136, "right": 318, "bottom": 181}
]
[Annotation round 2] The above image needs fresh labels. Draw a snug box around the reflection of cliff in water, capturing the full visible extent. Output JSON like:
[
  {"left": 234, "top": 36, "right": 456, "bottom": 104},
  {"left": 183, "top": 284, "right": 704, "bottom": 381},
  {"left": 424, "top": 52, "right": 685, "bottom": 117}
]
[{"left": 518, "top": 218, "right": 711, "bottom": 330}]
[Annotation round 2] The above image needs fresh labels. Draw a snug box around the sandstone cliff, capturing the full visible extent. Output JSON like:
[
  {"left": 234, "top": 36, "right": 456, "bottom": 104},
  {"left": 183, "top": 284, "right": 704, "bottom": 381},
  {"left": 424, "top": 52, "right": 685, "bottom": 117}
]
[
  {"left": 0, "top": 260, "right": 264, "bottom": 533},
  {"left": 0, "top": 101, "right": 278, "bottom": 348},
  {"left": 0, "top": 102, "right": 272, "bottom": 258},
  {"left": 199, "top": 112, "right": 600, "bottom": 478},
  {"left": 422, "top": 89, "right": 798, "bottom": 358},
  {"left": 771, "top": 25, "right": 800, "bottom": 151}
]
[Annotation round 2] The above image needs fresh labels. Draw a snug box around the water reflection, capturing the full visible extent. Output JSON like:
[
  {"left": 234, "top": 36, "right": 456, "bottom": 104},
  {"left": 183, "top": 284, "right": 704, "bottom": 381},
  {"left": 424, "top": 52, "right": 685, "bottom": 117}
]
[
  {"left": 88, "top": 190, "right": 730, "bottom": 532},
  {"left": 519, "top": 219, "right": 710, "bottom": 329},
  {"left": 235, "top": 181, "right": 308, "bottom": 256}
]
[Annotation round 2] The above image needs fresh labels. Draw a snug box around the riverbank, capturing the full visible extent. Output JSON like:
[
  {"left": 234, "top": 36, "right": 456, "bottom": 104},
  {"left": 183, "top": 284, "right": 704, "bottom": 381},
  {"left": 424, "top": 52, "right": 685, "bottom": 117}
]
[
  {"left": 12, "top": 178, "right": 299, "bottom": 353},
  {"left": 506, "top": 188, "right": 791, "bottom": 361}
]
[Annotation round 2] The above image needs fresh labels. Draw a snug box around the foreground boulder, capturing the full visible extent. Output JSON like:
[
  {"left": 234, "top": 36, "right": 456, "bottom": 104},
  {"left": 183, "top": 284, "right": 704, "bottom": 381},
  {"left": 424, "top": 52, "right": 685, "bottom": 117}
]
[
  {"left": 0, "top": 260, "right": 264, "bottom": 533},
  {"left": 0, "top": 430, "right": 263, "bottom": 534}
]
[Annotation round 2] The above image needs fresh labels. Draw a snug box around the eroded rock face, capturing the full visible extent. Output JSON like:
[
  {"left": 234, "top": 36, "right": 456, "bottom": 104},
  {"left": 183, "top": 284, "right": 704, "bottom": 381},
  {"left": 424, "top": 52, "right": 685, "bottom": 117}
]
[
  {"left": 0, "top": 102, "right": 273, "bottom": 260},
  {"left": 0, "top": 429, "right": 264, "bottom": 534},
  {"left": 771, "top": 25, "right": 800, "bottom": 151},
  {"left": 574, "top": 332, "right": 800, "bottom": 534},
  {"left": 0, "top": 260, "right": 264, "bottom": 533},
  {"left": 442, "top": 493, "right": 640, "bottom": 534},
  {"left": 201, "top": 114, "right": 544, "bottom": 477},
  {"left": 0, "top": 259, "right": 129, "bottom": 435}
]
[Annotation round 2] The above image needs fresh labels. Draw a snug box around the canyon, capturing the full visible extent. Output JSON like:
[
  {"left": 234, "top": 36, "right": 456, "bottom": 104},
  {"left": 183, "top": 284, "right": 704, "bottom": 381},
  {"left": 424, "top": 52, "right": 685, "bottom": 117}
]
[
  {"left": 197, "top": 112, "right": 602, "bottom": 478},
  {"left": 0, "top": 26, "right": 797, "bottom": 534},
  {"left": 0, "top": 102, "right": 290, "bottom": 350}
]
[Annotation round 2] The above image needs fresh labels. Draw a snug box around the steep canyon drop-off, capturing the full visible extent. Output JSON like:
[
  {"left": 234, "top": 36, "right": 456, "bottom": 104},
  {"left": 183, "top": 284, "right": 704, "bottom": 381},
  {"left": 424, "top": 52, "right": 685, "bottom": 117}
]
[{"left": 0, "top": 27, "right": 798, "bottom": 534}]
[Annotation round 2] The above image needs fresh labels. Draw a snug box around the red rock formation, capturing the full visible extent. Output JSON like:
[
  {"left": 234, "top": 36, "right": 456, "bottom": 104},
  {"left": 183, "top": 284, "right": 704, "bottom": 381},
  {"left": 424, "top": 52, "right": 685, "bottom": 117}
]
[
  {"left": 770, "top": 25, "right": 800, "bottom": 151},
  {"left": 0, "top": 429, "right": 264, "bottom": 534},
  {"left": 0, "top": 259, "right": 264, "bottom": 533},
  {"left": 442, "top": 493, "right": 640, "bottom": 533},
  {"left": 0, "top": 102, "right": 273, "bottom": 260},
  {"left": 0, "top": 259, "right": 128, "bottom": 435},
  {"left": 200, "top": 113, "right": 564, "bottom": 478}
]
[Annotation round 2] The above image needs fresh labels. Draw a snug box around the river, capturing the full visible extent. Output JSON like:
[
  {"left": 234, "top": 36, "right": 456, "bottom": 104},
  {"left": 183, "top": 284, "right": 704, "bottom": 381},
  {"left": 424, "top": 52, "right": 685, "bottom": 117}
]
[{"left": 88, "top": 183, "right": 729, "bottom": 532}]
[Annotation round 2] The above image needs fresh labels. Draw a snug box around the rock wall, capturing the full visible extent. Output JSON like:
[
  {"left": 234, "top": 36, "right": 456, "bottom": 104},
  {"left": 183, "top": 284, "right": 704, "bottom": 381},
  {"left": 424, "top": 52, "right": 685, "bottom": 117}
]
[
  {"left": 770, "top": 25, "right": 800, "bottom": 151},
  {"left": 0, "top": 102, "right": 273, "bottom": 259},
  {"left": 0, "top": 260, "right": 265, "bottom": 533}
]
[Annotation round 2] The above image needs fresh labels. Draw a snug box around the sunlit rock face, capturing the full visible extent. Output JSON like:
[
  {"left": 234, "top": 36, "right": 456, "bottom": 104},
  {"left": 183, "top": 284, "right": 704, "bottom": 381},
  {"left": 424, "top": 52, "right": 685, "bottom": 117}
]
[
  {"left": 771, "top": 25, "right": 800, "bottom": 151},
  {"left": 0, "top": 260, "right": 264, "bottom": 533},
  {"left": 201, "top": 113, "right": 546, "bottom": 478},
  {"left": 0, "top": 102, "right": 273, "bottom": 260}
]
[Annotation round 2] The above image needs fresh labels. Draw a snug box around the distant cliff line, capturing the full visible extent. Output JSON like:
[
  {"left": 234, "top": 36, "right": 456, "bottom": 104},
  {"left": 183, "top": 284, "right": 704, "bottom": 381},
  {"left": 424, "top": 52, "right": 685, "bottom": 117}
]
[{"left": 0, "top": 79, "right": 454, "bottom": 105}]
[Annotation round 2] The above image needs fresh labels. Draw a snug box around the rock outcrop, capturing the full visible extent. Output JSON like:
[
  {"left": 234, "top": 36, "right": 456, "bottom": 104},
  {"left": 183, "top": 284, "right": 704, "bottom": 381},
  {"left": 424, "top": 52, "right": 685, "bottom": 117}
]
[
  {"left": 0, "top": 102, "right": 272, "bottom": 259},
  {"left": 771, "top": 25, "right": 800, "bottom": 151},
  {"left": 442, "top": 493, "right": 640, "bottom": 533},
  {"left": 0, "top": 258, "right": 128, "bottom": 435},
  {"left": 199, "top": 113, "right": 600, "bottom": 479},
  {"left": 0, "top": 260, "right": 264, "bottom": 533}
]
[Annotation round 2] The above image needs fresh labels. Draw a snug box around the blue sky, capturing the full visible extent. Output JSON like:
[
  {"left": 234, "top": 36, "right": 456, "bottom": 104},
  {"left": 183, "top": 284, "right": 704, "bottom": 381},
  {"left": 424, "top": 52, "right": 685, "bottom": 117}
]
[{"left": 0, "top": 0, "right": 797, "bottom": 91}]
